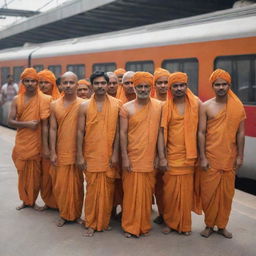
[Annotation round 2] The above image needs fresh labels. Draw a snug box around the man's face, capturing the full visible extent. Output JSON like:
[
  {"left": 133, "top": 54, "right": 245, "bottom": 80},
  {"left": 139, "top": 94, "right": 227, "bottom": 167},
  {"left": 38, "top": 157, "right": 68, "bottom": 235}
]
[
  {"left": 7, "top": 76, "right": 13, "bottom": 84},
  {"left": 107, "top": 77, "right": 118, "bottom": 95},
  {"left": 117, "top": 75, "right": 123, "bottom": 84},
  {"left": 77, "top": 84, "right": 91, "bottom": 99},
  {"left": 61, "top": 75, "right": 78, "bottom": 95},
  {"left": 212, "top": 78, "right": 230, "bottom": 97},
  {"left": 155, "top": 76, "right": 169, "bottom": 95},
  {"left": 134, "top": 83, "right": 151, "bottom": 99},
  {"left": 92, "top": 76, "right": 108, "bottom": 96},
  {"left": 123, "top": 77, "right": 135, "bottom": 95},
  {"left": 22, "top": 77, "right": 38, "bottom": 93},
  {"left": 170, "top": 82, "right": 187, "bottom": 98},
  {"left": 39, "top": 79, "right": 53, "bottom": 95}
]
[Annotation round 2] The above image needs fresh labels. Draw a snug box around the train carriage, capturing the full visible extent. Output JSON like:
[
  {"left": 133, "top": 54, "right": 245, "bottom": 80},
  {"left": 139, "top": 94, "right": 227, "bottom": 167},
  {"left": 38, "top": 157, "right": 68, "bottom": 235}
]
[{"left": 0, "top": 5, "right": 255, "bottom": 180}]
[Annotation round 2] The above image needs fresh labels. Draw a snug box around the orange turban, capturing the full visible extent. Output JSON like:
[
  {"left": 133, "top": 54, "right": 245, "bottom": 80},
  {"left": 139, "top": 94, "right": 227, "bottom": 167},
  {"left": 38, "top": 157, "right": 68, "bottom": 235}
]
[
  {"left": 132, "top": 72, "right": 153, "bottom": 87},
  {"left": 209, "top": 68, "right": 231, "bottom": 85},
  {"left": 153, "top": 68, "right": 170, "bottom": 85},
  {"left": 78, "top": 79, "right": 91, "bottom": 86},
  {"left": 114, "top": 68, "right": 126, "bottom": 76},
  {"left": 38, "top": 69, "right": 60, "bottom": 100},
  {"left": 19, "top": 67, "right": 39, "bottom": 94},
  {"left": 168, "top": 72, "right": 188, "bottom": 86}
]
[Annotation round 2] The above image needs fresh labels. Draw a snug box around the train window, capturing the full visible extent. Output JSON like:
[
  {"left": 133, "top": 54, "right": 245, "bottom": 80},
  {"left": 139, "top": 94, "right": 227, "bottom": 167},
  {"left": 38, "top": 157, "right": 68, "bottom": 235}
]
[
  {"left": 1, "top": 67, "right": 10, "bottom": 85},
  {"left": 33, "top": 65, "right": 44, "bottom": 72},
  {"left": 162, "top": 58, "right": 198, "bottom": 95},
  {"left": 67, "top": 64, "right": 85, "bottom": 80},
  {"left": 48, "top": 65, "right": 62, "bottom": 78},
  {"left": 215, "top": 55, "right": 256, "bottom": 104},
  {"left": 13, "top": 66, "right": 24, "bottom": 83},
  {"left": 93, "top": 63, "right": 116, "bottom": 73},
  {"left": 126, "top": 61, "right": 154, "bottom": 74}
]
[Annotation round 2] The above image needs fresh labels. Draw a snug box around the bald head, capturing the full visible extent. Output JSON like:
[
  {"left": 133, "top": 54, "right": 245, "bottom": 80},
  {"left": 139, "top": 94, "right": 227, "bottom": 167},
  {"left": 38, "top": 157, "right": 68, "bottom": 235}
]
[
  {"left": 122, "top": 71, "right": 135, "bottom": 96},
  {"left": 61, "top": 71, "right": 78, "bottom": 82},
  {"left": 122, "top": 71, "right": 135, "bottom": 83},
  {"left": 107, "top": 72, "right": 119, "bottom": 96},
  {"left": 61, "top": 71, "right": 78, "bottom": 96}
]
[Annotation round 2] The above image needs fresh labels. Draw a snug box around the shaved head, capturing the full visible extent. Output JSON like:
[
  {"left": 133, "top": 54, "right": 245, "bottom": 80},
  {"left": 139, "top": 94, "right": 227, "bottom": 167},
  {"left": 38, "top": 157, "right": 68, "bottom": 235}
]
[
  {"left": 107, "top": 72, "right": 118, "bottom": 82},
  {"left": 122, "top": 71, "right": 135, "bottom": 83},
  {"left": 61, "top": 71, "right": 78, "bottom": 82}
]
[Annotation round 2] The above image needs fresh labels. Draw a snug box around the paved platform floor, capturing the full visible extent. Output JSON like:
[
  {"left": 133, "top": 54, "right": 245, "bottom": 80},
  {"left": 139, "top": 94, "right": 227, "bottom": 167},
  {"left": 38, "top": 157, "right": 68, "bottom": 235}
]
[{"left": 0, "top": 126, "right": 256, "bottom": 256}]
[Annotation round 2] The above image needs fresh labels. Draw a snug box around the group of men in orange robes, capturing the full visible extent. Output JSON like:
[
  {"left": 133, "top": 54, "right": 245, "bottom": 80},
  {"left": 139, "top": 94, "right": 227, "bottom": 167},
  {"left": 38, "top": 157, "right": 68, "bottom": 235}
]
[{"left": 8, "top": 66, "right": 245, "bottom": 239}]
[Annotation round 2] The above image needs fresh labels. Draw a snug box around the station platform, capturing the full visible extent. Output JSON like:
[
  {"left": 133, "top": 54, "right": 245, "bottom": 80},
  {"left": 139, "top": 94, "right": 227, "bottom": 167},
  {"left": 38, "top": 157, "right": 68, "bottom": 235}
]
[{"left": 0, "top": 125, "right": 255, "bottom": 256}]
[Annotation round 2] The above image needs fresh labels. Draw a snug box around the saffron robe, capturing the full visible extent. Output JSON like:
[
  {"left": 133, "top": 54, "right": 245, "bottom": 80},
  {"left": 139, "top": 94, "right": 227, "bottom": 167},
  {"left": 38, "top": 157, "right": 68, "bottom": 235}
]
[
  {"left": 52, "top": 97, "right": 84, "bottom": 221},
  {"left": 201, "top": 93, "right": 245, "bottom": 228},
  {"left": 161, "top": 89, "right": 199, "bottom": 232},
  {"left": 12, "top": 92, "right": 51, "bottom": 206},
  {"left": 121, "top": 98, "right": 162, "bottom": 236},
  {"left": 84, "top": 95, "right": 121, "bottom": 231}
]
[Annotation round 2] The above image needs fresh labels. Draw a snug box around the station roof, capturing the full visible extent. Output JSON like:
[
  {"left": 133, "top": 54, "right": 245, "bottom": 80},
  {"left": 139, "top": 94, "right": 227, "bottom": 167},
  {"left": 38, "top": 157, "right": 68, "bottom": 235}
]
[{"left": 0, "top": 0, "right": 245, "bottom": 50}]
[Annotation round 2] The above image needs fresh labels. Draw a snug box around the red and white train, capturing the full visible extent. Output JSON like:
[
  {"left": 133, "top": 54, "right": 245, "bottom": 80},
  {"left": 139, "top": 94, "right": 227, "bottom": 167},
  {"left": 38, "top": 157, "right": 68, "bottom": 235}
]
[{"left": 0, "top": 5, "right": 255, "bottom": 180}]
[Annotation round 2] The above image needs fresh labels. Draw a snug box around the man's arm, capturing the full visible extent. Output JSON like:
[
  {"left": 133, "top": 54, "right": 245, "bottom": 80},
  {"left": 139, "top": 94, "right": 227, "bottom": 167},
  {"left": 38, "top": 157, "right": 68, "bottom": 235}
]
[
  {"left": 110, "top": 117, "right": 120, "bottom": 168},
  {"left": 49, "top": 102, "right": 58, "bottom": 166},
  {"left": 198, "top": 102, "right": 209, "bottom": 170},
  {"left": 76, "top": 102, "right": 87, "bottom": 171},
  {"left": 42, "top": 118, "right": 50, "bottom": 158},
  {"left": 235, "top": 120, "right": 245, "bottom": 170},
  {"left": 157, "top": 127, "right": 167, "bottom": 171},
  {"left": 120, "top": 111, "right": 131, "bottom": 172},
  {"left": 8, "top": 96, "right": 40, "bottom": 129}
]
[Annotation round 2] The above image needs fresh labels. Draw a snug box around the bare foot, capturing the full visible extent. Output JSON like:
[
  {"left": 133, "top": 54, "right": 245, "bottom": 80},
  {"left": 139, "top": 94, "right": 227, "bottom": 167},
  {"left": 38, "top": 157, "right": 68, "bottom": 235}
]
[
  {"left": 124, "top": 232, "right": 132, "bottom": 238},
  {"left": 183, "top": 231, "right": 192, "bottom": 236},
  {"left": 84, "top": 228, "right": 94, "bottom": 237},
  {"left": 104, "top": 226, "right": 112, "bottom": 231},
  {"left": 33, "top": 204, "right": 43, "bottom": 211},
  {"left": 153, "top": 215, "right": 164, "bottom": 225},
  {"left": 16, "top": 202, "right": 28, "bottom": 211},
  {"left": 217, "top": 228, "right": 232, "bottom": 239},
  {"left": 162, "top": 226, "right": 173, "bottom": 235},
  {"left": 37, "top": 204, "right": 49, "bottom": 211},
  {"left": 76, "top": 218, "right": 84, "bottom": 225},
  {"left": 56, "top": 217, "right": 66, "bottom": 227},
  {"left": 200, "top": 227, "right": 214, "bottom": 238}
]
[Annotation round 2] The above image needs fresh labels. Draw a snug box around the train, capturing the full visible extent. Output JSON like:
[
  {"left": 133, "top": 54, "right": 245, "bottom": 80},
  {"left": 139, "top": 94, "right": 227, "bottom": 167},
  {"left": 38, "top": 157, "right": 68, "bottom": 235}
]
[{"left": 0, "top": 5, "right": 255, "bottom": 181}]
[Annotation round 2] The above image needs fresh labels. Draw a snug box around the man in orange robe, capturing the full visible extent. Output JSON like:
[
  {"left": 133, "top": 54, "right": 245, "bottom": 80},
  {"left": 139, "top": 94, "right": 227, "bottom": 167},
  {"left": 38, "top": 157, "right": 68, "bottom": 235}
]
[
  {"left": 8, "top": 68, "right": 51, "bottom": 210},
  {"left": 76, "top": 71, "right": 121, "bottom": 237},
  {"left": 114, "top": 68, "right": 126, "bottom": 98},
  {"left": 198, "top": 69, "right": 245, "bottom": 239},
  {"left": 38, "top": 69, "right": 60, "bottom": 210},
  {"left": 77, "top": 79, "right": 92, "bottom": 99},
  {"left": 106, "top": 72, "right": 119, "bottom": 98},
  {"left": 151, "top": 68, "right": 170, "bottom": 225},
  {"left": 120, "top": 72, "right": 162, "bottom": 238},
  {"left": 111, "top": 71, "right": 136, "bottom": 220},
  {"left": 158, "top": 72, "right": 200, "bottom": 235},
  {"left": 50, "top": 71, "right": 84, "bottom": 227}
]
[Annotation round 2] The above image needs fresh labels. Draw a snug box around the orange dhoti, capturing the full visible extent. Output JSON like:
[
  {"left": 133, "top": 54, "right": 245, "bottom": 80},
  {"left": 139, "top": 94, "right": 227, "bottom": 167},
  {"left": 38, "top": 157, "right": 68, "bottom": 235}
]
[
  {"left": 53, "top": 165, "right": 84, "bottom": 221},
  {"left": 40, "top": 158, "right": 57, "bottom": 209},
  {"left": 12, "top": 91, "right": 51, "bottom": 206},
  {"left": 122, "top": 171, "right": 155, "bottom": 236},
  {"left": 14, "top": 157, "right": 41, "bottom": 206},
  {"left": 200, "top": 168, "right": 235, "bottom": 229},
  {"left": 163, "top": 167, "right": 194, "bottom": 232},
  {"left": 85, "top": 172, "right": 115, "bottom": 230}
]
